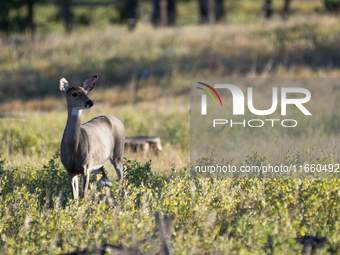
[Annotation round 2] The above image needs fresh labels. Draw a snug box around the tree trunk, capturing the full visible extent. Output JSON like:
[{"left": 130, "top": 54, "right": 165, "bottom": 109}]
[
  {"left": 152, "top": 0, "right": 161, "bottom": 26},
  {"left": 62, "top": 0, "right": 72, "bottom": 33},
  {"left": 264, "top": 0, "right": 272, "bottom": 19},
  {"left": 214, "top": 0, "right": 224, "bottom": 22},
  {"left": 282, "top": 0, "right": 291, "bottom": 19},
  {"left": 127, "top": 0, "right": 138, "bottom": 31},
  {"left": 199, "top": 0, "right": 209, "bottom": 24},
  {"left": 27, "top": 0, "right": 34, "bottom": 35},
  {"left": 167, "top": 0, "right": 176, "bottom": 26}
]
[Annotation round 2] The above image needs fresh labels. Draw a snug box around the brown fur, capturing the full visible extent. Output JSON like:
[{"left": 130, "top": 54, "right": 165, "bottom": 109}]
[{"left": 59, "top": 75, "right": 125, "bottom": 201}]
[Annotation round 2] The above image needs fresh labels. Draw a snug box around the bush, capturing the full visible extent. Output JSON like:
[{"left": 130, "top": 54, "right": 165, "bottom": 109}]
[
  {"left": 1, "top": 155, "right": 340, "bottom": 254},
  {"left": 124, "top": 159, "right": 154, "bottom": 188}
]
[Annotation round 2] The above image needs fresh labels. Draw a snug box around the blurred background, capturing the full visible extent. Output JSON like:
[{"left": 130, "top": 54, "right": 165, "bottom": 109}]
[
  {"left": 0, "top": 0, "right": 339, "bottom": 170},
  {"left": 0, "top": 0, "right": 339, "bottom": 100}
]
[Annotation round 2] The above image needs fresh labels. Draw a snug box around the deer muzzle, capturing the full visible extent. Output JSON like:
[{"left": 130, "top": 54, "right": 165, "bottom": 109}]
[{"left": 85, "top": 100, "right": 94, "bottom": 108}]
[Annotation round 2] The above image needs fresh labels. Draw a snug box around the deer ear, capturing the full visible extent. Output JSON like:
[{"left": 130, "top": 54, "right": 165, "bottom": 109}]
[
  {"left": 60, "top": 77, "right": 69, "bottom": 96},
  {"left": 82, "top": 75, "right": 97, "bottom": 93}
]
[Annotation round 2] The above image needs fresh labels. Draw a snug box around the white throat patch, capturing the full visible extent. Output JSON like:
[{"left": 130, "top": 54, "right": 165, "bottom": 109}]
[{"left": 72, "top": 108, "right": 83, "bottom": 117}]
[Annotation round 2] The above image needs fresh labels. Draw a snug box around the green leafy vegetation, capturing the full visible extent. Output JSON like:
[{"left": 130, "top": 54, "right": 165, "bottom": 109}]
[{"left": 1, "top": 155, "right": 340, "bottom": 254}]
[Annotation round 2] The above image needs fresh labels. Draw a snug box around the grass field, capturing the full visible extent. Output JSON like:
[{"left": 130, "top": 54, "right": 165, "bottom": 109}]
[{"left": 1, "top": 1, "right": 340, "bottom": 253}]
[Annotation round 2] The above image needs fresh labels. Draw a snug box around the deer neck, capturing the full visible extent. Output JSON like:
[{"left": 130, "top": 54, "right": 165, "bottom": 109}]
[{"left": 64, "top": 108, "right": 83, "bottom": 151}]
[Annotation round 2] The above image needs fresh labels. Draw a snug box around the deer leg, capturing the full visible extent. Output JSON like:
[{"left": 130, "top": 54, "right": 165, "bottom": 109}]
[
  {"left": 93, "top": 167, "right": 112, "bottom": 188},
  {"left": 112, "top": 136, "right": 125, "bottom": 181},
  {"left": 92, "top": 167, "right": 112, "bottom": 200},
  {"left": 75, "top": 176, "right": 79, "bottom": 199},
  {"left": 81, "top": 172, "right": 90, "bottom": 199},
  {"left": 68, "top": 174, "right": 79, "bottom": 202},
  {"left": 111, "top": 157, "right": 125, "bottom": 198},
  {"left": 111, "top": 158, "right": 123, "bottom": 181}
]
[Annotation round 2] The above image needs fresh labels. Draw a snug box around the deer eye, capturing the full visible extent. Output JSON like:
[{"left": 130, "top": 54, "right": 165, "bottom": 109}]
[{"left": 72, "top": 92, "right": 77, "bottom": 97}]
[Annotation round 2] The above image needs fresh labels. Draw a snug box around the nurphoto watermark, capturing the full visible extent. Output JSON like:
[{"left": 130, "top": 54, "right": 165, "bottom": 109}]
[{"left": 190, "top": 78, "right": 340, "bottom": 178}]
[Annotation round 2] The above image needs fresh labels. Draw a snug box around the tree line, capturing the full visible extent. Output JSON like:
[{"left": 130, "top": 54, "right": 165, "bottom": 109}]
[{"left": 0, "top": 0, "right": 339, "bottom": 34}]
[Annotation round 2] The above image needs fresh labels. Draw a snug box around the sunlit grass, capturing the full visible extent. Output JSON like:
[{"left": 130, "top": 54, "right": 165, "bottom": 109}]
[{"left": 0, "top": 93, "right": 189, "bottom": 172}]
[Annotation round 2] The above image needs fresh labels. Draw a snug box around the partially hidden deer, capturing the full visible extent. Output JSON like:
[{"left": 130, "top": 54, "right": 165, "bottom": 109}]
[{"left": 59, "top": 75, "right": 125, "bottom": 201}]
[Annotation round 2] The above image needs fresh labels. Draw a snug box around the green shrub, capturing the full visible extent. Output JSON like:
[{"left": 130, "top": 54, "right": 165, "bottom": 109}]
[
  {"left": 1, "top": 155, "right": 340, "bottom": 254},
  {"left": 124, "top": 158, "right": 154, "bottom": 188}
]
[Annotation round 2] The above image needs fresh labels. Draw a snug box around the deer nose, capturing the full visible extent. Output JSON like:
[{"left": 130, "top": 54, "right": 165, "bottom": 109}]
[{"left": 85, "top": 100, "right": 94, "bottom": 108}]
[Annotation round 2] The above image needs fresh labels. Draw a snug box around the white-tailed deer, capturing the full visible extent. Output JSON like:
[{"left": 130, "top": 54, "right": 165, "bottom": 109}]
[{"left": 59, "top": 75, "right": 125, "bottom": 201}]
